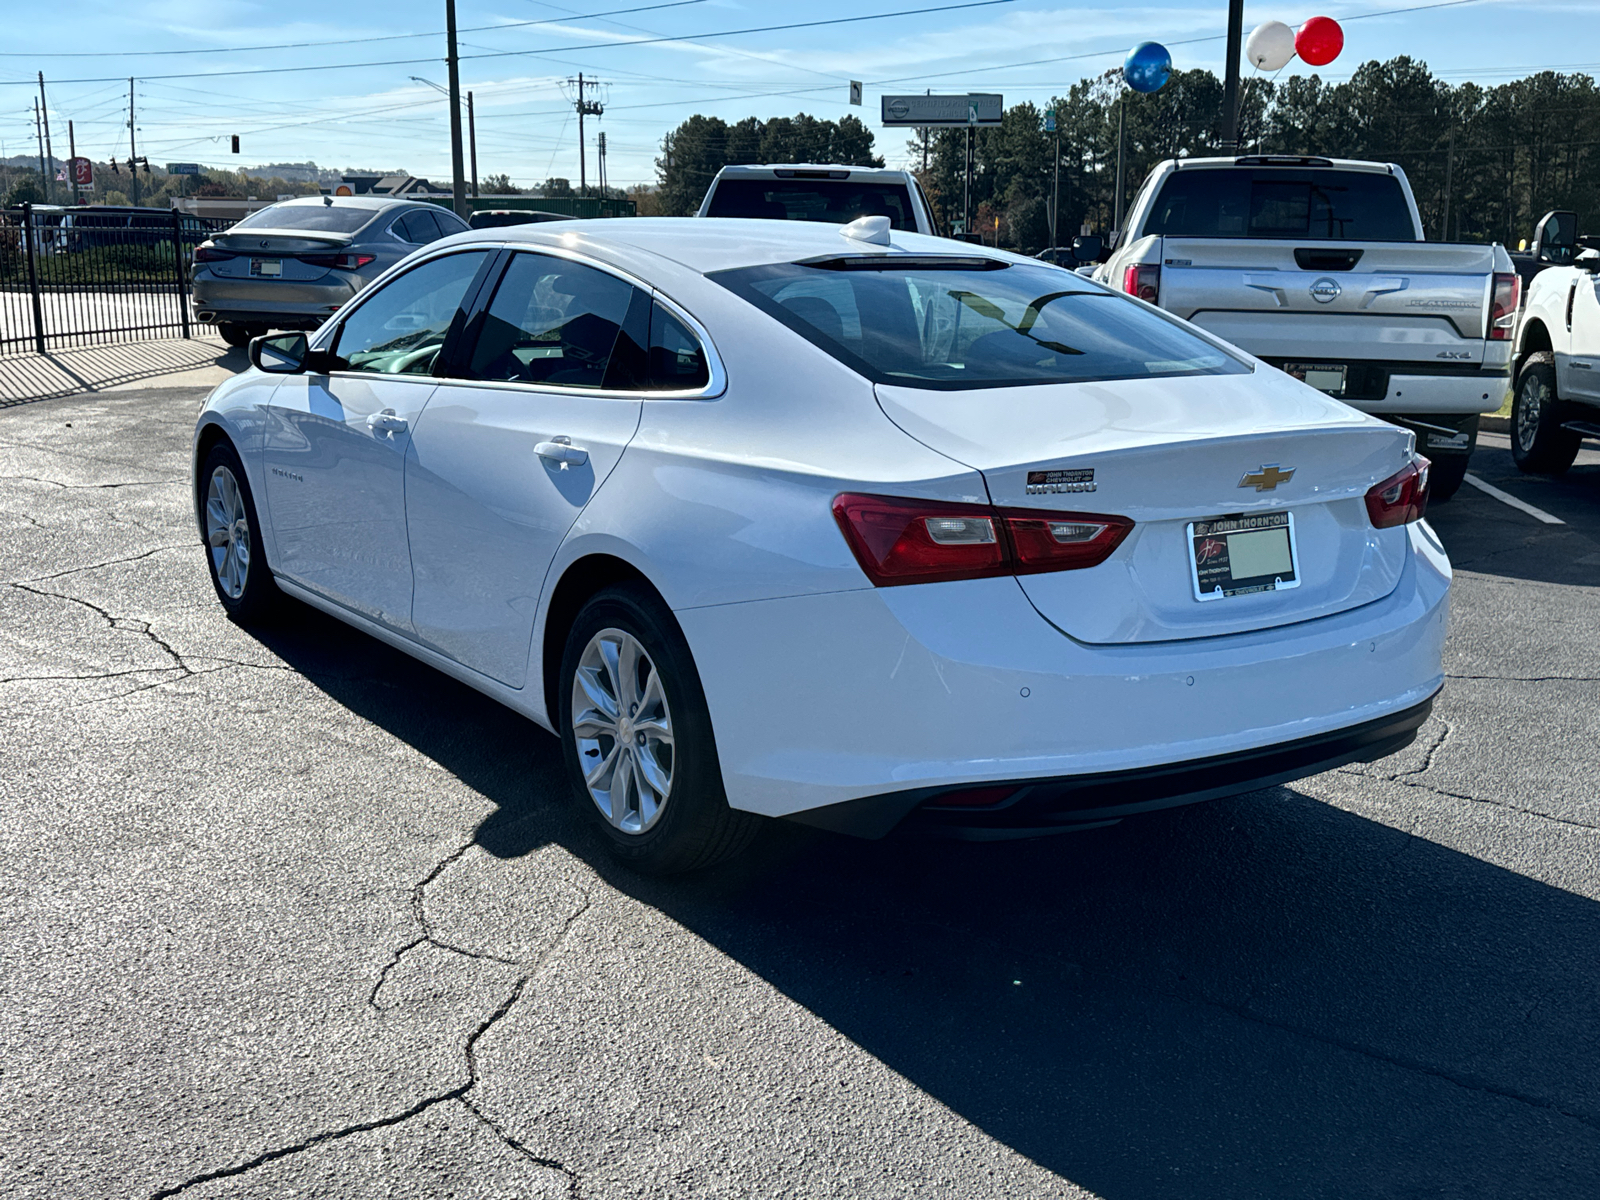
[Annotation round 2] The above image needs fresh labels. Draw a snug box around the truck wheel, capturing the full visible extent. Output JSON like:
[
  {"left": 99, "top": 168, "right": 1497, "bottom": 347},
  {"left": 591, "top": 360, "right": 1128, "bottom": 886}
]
[{"left": 1511, "top": 353, "right": 1580, "bottom": 475}]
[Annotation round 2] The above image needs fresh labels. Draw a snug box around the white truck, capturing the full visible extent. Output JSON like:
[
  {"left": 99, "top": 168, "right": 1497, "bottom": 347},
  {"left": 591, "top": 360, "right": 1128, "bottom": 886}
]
[
  {"left": 696, "top": 164, "right": 939, "bottom": 237},
  {"left": 1096, "top": 155, "right": 1519, "bottom": 499},
  {"left": 1509, "top": 217, "right": 1600, "bottom": 473}
]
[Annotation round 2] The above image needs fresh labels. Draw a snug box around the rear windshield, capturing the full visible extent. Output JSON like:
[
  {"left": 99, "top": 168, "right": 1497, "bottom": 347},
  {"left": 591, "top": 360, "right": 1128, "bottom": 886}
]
[
  {"left": 233, "top": 205, "right": 377, "bottom": 234},
  {"left": 705, "top": 179, "right": 916, "bottom": 231},
  {"left": 1145, "top": 168, "right": 1416, "bottom": 241},
  {"left": 711, "top": 259, "right": 1249, "bottom": 390}
]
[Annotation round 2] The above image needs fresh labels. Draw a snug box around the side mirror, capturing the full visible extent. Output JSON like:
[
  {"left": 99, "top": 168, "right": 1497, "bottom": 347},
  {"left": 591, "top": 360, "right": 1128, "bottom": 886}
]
[
  {"left": 1071, "top": 234, "right": 1104, "bottom": 264},
  {"left": 250, "top": 332, "right": 309, "bottom": 373},
  {"left": 1532, "top": 209, "right": 1578, "bottom": 266}
]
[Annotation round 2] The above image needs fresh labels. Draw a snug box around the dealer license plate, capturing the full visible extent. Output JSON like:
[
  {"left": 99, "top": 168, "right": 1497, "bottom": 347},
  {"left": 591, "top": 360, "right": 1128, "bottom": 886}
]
[
  {"left": 1188, "top": 511, "right": 1301, "bottom": 602},
  {"left": 1284, "top": 361, "right": 1346, "bottom": 395},
  {"left": 250, "top": 258, "right": 282, "bottom": 277}
]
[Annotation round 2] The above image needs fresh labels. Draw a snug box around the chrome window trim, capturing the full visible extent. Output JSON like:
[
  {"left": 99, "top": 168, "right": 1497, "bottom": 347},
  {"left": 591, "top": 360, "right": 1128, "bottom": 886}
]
[{"left": 308, "top": 239, "right": 727, "bottom": 399}]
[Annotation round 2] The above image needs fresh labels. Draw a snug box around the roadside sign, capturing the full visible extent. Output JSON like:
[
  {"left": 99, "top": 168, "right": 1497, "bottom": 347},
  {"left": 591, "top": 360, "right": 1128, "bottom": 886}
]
[
  {"left": 1045, "top": 111, "right": 1056, "bottom": 133},
  {"left": 167, "top": 162, "right": 201, "bottom": 176},
  {"left": 881, "top": 93, "right": 1002, "bottom": 127},
  {"left": 69, "top": 157, "right": 92, "bottom": 187},
  {"left": 849, "top": 80, "right": 862, "bottom": 106},
  {"left": 334, "top": 184, "right": 353, "bottom": 197}
]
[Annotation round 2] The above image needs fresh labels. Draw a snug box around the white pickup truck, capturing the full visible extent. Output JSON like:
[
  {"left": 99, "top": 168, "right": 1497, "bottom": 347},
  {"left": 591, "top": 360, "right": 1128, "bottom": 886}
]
[
  {"left": 1509, "top": 226, "right": 1600, "bottom": 472},
  {"left": 1096, "top": 155, "right": 1519, "bottom": 499}
]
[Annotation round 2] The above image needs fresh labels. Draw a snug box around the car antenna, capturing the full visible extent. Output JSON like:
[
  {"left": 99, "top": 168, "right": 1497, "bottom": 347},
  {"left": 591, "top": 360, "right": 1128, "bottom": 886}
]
[{"left": 323, "top": 195, "right": 333, "bottom": 206}]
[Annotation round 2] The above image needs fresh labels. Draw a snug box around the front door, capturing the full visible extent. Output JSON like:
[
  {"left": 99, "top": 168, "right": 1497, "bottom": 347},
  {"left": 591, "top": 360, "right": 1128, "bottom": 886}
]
[
  {"left": 405, "top": 251, "right": 648, "bottom": 687},
  {"left": 260, "top": 249, "right": 491, "bottom": 628}
]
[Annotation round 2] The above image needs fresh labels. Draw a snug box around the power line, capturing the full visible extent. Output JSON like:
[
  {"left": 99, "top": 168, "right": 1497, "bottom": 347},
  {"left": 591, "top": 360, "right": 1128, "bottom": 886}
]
[
  {"left": 0, "top": 1, "right": 710, "bottom": 58},
  {"left": 0, "top": 0, "right": 1016, "bottom": 86}
]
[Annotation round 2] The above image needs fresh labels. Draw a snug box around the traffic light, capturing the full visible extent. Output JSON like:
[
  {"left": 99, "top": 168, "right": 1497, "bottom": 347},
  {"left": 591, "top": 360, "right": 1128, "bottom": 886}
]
[{"left": 231, "top": 135, "right": 240, "bottom": 154}]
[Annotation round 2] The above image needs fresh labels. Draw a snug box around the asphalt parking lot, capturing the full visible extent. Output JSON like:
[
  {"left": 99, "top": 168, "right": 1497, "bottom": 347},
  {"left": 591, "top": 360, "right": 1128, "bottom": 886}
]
[{"left": 3, "top": 385, "right": 1598, "bottom": 1199}]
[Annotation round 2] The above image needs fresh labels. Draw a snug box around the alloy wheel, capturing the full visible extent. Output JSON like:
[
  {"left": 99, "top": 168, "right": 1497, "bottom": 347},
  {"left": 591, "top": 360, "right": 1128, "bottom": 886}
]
[
  {"left": 570, "top": 627, "right": 675, "bottom": 834},
  {"left": 1517, "top": 374, "right": 1548, "bottom": 453},
  {"left": 205, "top": 465, "right": 251, "bottom": 600}
]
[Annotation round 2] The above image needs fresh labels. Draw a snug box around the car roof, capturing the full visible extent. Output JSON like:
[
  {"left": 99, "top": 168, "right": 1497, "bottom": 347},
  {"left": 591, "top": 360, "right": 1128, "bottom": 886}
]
[
  {"left": 712, "top": 164, "right": 913, "bottom": 181},
  {"left": 440, "top": 216, "right": 1017, "bottom": 276},
  {"left": 1165, "top": 156, "right": 1396, "bottom": 174},
  {"left": 267, "top": 195, "right": 435, "bottom": 212}
]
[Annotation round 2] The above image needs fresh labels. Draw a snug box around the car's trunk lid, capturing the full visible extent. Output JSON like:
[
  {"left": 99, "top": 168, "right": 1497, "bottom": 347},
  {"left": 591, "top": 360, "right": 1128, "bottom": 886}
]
[
  {"left": 205, "top": 230, "right": 355, "bottom": 281},
  {"left": 875, "top": 369, "right": 1416, "bottom": 644}
]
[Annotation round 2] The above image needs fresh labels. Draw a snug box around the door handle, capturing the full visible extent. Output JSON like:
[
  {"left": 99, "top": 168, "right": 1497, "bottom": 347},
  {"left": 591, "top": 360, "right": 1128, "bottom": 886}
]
[
  {"left": 366, "top": 409, "right": 408, "bottom": 436},
  {"left": 535, "top": 438, "right": 589, "bottom": 467}
]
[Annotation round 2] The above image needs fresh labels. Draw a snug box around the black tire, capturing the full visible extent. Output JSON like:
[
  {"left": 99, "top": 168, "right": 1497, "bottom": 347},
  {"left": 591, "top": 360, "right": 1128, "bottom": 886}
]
[
  {"left": 197, "top": 440, "right": 279, "bottom": 622},
  {"left": 1511, "top": 353, "right": 1581, "bottom": 475},
  {"left": 559, "top": 584, "right": 760, "bottom": 874},
  {"left": 218, "top": 323, "right": 253, "bottom": 348}
]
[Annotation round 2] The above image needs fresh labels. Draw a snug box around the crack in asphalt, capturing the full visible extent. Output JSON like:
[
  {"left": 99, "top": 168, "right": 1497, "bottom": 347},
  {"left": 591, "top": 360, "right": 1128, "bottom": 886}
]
[
  {"left": 148, "top": 850, "right": 594, "bottom": 1199},
  {"left": 0, "top": 473, "right": 184, "bottom": 490},
  {"left": 1446, "top": 672, "right": 1600, "bottom": 684},
  {"left": 8, "top": 543, "right": 191, "bottom": 586}
]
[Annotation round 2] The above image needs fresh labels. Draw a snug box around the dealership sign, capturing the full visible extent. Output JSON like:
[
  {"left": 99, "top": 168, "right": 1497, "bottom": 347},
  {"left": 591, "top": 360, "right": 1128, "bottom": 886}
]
[{"left": 880, "top": 93, "right": 1003, "bottom": 127}]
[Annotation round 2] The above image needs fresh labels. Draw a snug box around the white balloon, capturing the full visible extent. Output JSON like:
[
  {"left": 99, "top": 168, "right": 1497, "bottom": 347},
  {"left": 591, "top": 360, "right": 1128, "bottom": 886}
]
[{"left": 1246, "top": 20, "right": 1297, "bottom": 72}]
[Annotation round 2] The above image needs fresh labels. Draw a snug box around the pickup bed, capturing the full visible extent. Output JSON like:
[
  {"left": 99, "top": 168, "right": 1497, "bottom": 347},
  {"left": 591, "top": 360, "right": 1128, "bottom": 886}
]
[{"left": 1096, "top": 156, "right": 1518, "bottom": 499}]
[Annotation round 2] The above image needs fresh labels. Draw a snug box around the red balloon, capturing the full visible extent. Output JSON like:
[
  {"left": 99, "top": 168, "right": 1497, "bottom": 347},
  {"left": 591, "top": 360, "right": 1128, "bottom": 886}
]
[{"left": 1296, "top": 15, "right": 1344, "bottom": 67}]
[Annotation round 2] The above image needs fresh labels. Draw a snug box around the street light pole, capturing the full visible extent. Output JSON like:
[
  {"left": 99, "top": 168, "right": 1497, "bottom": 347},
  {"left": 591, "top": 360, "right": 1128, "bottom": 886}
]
[
  {"left": 467, "top": 90, "right": 479, "bottom": 198},
  {"left": 444, "top": 0, "right": 467, "bottom": 219},
  {"left": 1221, "top": 0, "right": 1245, "bottom": 151},
  {"left": 1114, "top": 93, "right": 1126, "bottom": 236}
]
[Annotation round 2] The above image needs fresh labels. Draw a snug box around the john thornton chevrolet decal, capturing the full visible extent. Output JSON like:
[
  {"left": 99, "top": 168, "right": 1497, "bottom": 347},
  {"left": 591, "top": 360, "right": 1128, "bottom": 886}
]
[{"left": 1026, "top": 468, "right": 1096, "bottom": 495}]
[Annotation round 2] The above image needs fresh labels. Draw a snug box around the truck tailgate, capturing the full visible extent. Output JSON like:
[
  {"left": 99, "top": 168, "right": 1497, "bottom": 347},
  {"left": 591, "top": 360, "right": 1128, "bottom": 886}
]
[{"left": 1156, "top": 237, "right": 1494, "bottom": 364}]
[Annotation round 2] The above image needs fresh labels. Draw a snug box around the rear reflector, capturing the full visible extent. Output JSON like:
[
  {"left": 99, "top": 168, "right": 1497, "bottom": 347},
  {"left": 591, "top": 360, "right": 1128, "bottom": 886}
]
[
  {"left": 1365, "top": 457, "right": 1431, "bottom": 528},
  {"left": 1122, "top": 262, "right": 1160, "bottom": 303},
  {"left": 833, "top": 493, "right": 1134, "bottom": 586},
  {"left": 1489, "top": 272, "right": 1519, "bottom": 340}
]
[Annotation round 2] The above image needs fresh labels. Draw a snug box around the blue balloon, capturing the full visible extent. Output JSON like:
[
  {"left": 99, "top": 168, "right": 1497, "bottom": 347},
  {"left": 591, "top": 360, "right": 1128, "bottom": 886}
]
[{"left": 1123, "top": 41, "right": 1172, "bottom": 93}]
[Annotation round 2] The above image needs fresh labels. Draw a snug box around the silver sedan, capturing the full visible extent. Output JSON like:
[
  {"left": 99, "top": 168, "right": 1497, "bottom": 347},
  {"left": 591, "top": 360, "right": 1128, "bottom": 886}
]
[{"left": 191, "top": 196, "right": 469, "bottom": 347}]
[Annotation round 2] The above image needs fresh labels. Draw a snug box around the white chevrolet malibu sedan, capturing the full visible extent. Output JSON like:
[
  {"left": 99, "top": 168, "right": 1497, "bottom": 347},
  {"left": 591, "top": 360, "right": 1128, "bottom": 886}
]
[{"left": 192, "top": 216, "right": 1449, "bottom": 872}]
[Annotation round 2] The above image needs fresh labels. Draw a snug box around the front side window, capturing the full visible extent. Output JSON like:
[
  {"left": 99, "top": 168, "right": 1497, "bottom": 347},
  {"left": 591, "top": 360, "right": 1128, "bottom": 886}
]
[
  {"left": 467, "top": 252, "right": 641, "bottom": 389},
  {"left": 712, "top": 258, "right": 1249, "bottom": 391},
  {"left": 1145, "top": 168, "right": 1416, "bottom": 241},
  {"left": 332, "top": 250, "right": 489, "bottom": 375},
  {"left": 705, "top": 179, "right": 916, "bottom": 231}
]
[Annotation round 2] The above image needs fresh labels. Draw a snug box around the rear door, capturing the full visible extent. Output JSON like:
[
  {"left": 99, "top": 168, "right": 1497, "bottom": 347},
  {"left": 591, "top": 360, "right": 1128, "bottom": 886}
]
[
  {"left": 260, "top": 249, "right": 493, "bottom": 628},
  {"left": 403, "top": 250, "right": 652, "bottom": 687}
]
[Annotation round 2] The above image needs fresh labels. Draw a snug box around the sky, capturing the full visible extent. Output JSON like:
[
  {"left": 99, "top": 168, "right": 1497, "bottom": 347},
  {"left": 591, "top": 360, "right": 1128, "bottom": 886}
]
[{"left": 0, "top": 0, "right": 1595, "bottom": 192}]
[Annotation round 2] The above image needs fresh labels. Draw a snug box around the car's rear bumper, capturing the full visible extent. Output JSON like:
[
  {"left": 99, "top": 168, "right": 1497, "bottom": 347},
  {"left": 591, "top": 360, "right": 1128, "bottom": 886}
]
[
  {"left": 675, "top": 520, "right": 1450, "bottom": 833},
  {"left": 191, "top": 275, "right": 360, "bottom": 327}
]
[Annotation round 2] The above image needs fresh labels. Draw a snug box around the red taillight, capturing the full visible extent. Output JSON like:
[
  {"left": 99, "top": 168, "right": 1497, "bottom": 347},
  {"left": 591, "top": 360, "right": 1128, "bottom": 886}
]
[
  {"left": 1001, "top": 509, "right": 1134, "bottom": 573},
  {"left": 832, "top": 493, "right": 1134, "bottom": 586},
  {"left": 301, "top": 252, "right": 376, "bottom": 270},
  {"left": 1121, "top": 262, "right": 1160, "bottom": 303},
  {"left": 1365, "top": 457, "right": 1431, "bottom": 528},
  {"left": 1489, "top": 271, "right": 1519, "bottom": 339},
  {"left": 193, "top": 245, "right": 231, "bottom": 262}
]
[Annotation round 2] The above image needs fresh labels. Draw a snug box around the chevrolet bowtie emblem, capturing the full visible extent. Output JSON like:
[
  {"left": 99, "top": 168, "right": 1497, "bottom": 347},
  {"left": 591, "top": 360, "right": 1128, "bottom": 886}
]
[{"left": 1239, "top": 464, "right": 1295, "bottom": 491}]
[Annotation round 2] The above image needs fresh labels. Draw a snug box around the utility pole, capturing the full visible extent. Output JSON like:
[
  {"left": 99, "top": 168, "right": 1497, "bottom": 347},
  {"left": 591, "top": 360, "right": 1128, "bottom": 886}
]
[
  {"left": 1114, "top": 94, "right": 1126, "bottom": 235},
  {"left": 38, "top": 74, "right": 56, "bottom": 205},
  {"left": 467, "top": 90, "right": 479, "bottom": 198},
  {"left": 128, "top": 77, "right": 140, "bottom": 206},
  {"left": 68, "top": 119, "right": 77, "bottom": 201},
  {"left": 445, "top": 0, "right": 467, "bottom": 218},
  {"left": 569, "top": 73, "right": 605, "bottom": 196},
  {"left": 1221, "top": 0, "right": 1245, "bottom": 151},
  {"left": 34, "top": 99, "right": 47, "bottom": 204},
  {"left": 1050, "top": 111, "right": 1060, "bottom": 250},
  {"left": 597, "top": 131, "right": 607, "bottom": 197},
  {"left": 1441, "top": 124, "right": 1455, "bottom": 241}
]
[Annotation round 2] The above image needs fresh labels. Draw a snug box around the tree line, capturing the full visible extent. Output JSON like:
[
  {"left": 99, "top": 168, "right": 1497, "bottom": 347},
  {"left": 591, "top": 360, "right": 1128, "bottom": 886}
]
[{"left": 654, "top": 57, "right": 1599, "bottom": 254}]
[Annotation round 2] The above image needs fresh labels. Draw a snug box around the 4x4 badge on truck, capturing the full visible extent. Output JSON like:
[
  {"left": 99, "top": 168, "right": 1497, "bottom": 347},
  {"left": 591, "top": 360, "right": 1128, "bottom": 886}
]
[{"left": 1309, "top": 277, "right": 1341, "bottom": 304}]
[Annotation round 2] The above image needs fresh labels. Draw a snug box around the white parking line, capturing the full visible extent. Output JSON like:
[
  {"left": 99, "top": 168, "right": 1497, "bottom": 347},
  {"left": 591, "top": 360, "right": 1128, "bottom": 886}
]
[{"left": 1462, "top": 473, "right": 1566, "bottom": 525}]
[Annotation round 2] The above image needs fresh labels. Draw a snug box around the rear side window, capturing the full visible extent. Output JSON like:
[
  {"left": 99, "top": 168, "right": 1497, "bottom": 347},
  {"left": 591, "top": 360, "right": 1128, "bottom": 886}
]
[
  {"left": 1145, "top": 169, "right": 1416, "bottom": 241},
  {"left": 712, "top": 259, "right": 1248, "bottom": 391},
  {"left": 649, "top": 304, "right": 710, "bottom": 390},
  {"left": 234, "top": 205, "right": 376, "bottom": 234},
  {"left": 467, "top": 252, "right": 641, "bottom": 389},
  {"left": 706, "top": 179, "right": 915, "bottom": 231},
  {"left": 394, "top": 209, "right": 445, "bottom": 244}
]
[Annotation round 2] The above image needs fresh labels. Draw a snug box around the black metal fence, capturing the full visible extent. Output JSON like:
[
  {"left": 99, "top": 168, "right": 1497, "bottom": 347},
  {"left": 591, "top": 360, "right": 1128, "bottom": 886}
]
[{"left": 0, "top": 204, "right": 232, "bottom": 357}]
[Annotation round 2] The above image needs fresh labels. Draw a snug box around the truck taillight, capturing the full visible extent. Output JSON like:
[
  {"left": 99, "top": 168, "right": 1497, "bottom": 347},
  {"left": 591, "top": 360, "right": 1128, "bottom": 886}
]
[
  {"left": 1489, "top": 272, "right": 1519, "bottom": 340},
  {"left": 1365, "top": 458, "right": 1431, "bottom": 528},
  {"left": 1122, "top": 263, "right": 1160, "bottom": 303},
  {"left": 832, "top": 494, "right": 1133, "bottom": 586}
]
